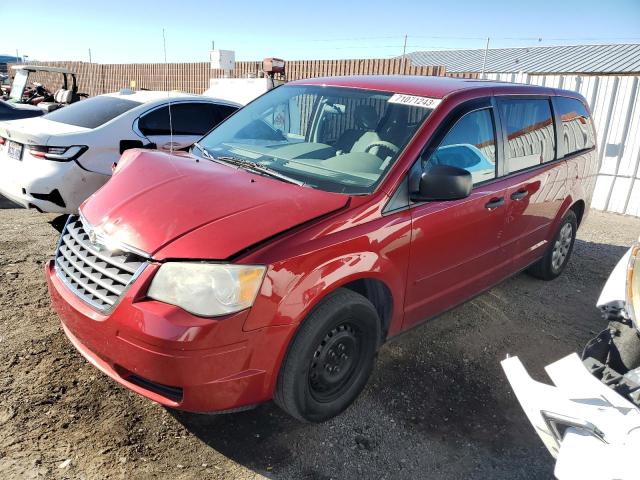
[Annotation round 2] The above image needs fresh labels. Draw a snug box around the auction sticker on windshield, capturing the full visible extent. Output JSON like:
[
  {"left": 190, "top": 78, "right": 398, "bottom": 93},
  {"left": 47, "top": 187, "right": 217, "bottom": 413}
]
[{"left": 388, "top": 93, "right": 441, "bottom": 109}]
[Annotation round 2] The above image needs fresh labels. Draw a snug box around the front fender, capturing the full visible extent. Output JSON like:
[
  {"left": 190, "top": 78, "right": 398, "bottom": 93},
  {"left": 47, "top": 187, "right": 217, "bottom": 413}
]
[
  {"left": 241, "top": 207, "right": 413, "bottom": 334},
  {"left": 243, "top": 249, "right": 406, "bottom": 333}
]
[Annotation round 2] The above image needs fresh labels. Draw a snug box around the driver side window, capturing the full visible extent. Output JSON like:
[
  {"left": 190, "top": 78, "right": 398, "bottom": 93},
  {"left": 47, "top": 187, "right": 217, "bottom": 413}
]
[{"left": 425, "top": 109, "right": 497, "bottom": 185}]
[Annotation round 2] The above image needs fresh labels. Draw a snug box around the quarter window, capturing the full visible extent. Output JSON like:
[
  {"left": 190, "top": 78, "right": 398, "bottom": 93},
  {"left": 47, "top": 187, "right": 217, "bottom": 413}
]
[
  {"left": 554, "top": 97, "right": 595, "bottom": 156},
  {"left": 424, "top": 108, "right": 497, "bottom": 185},
  {"left": 498, "top": 98, "right": 555, "bottom": 171}
]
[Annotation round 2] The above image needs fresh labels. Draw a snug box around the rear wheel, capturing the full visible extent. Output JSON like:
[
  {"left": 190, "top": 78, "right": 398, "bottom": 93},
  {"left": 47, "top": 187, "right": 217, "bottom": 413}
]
[
  {"left": 274, "top": 288, "right": 380, "bottom": 422},
  {"left": 527, "top": 210, "right": 578, "bottom": 280}
]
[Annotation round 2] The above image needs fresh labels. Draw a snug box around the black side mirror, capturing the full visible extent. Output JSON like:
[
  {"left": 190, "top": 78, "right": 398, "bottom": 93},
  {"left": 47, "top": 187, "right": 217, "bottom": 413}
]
[
  {"left": 119, "top": 140, "right": 157, "bottom": 154},
  {"left": 410, "top": 164, "right": 472, "bottom": 202}
]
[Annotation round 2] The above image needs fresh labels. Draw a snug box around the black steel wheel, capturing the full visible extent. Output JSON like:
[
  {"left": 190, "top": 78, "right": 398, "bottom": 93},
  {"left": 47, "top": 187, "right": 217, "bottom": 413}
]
[
  {"left": 274, "top": 288, "right": 381, "bottom": 422},
  {"left": 308, "top": 322, "right": 363, "bottom": 402}
]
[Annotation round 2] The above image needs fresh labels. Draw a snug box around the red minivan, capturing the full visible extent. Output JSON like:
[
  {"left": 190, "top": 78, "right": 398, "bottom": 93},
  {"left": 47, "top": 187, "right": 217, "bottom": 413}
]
[{"left": 46, "top": 76, "right": 599, "bottom": 421}]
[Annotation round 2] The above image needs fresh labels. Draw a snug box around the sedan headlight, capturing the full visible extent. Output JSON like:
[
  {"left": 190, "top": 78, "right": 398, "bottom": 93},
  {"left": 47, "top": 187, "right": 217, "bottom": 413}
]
[
  {"left": 147, "top": 263, "right": 266, "bottom": 317},
  {"left": 627, "top": 243, "right": 640, "bottom": 330}
]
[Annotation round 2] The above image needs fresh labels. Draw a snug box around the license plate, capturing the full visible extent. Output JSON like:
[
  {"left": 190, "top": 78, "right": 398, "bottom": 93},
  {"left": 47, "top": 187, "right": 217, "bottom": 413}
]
[{"left": 7, "top": 141, "right": 23, "bottom": 161}]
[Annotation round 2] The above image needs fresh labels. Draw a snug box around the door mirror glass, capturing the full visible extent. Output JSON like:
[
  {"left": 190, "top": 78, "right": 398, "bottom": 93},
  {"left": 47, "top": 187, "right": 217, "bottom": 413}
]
[{"left": 411, "top": 164, "right": 472, "bottom": 201}]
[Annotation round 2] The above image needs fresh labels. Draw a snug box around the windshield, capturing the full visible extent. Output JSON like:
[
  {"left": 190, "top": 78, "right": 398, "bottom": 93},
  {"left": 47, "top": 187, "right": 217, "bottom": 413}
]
[
  {"left": 9, "top": 70, "right": 28, "bottom": 101},
  {"left": 44, "top": 96, "right": 142, "bottom": 129},
  {"left": 196, "top": 85, "right": 434, "bottom": 194}
]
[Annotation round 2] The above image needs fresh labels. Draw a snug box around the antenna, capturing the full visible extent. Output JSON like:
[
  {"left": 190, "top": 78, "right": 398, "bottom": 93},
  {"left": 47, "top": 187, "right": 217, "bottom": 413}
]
[
  {"left": 401, "top": 34, "right": 408, "bottom": 74},
  {"left": 481, "top": 37, "right": 490, "bottom": 79},
  {"left": 162, "top": 28, "right": 174, "bottom": 156}
]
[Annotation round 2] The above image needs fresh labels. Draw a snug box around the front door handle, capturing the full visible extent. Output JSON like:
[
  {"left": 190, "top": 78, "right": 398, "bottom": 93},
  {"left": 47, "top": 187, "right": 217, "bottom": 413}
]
[
  {"left": 510, "top": 189, "right": 529, "bottom": 201},
  {"left": 485, "top": 197, "right": 505, "bottom": 210}
]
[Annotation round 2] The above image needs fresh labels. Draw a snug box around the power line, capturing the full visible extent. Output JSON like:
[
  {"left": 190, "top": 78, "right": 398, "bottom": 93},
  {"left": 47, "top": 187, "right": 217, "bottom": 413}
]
[
  {"left": 304, "top": 44, "right": 472, "bottom": 51},
  {"left": 296, "top": 34, "right": 640, "bottom": 44}
]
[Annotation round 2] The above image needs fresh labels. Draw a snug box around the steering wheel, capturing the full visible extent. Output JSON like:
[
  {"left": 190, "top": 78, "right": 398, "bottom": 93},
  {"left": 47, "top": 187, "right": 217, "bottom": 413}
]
[{"left": 364, "top": 141, "right": 399, "bottom": 157}]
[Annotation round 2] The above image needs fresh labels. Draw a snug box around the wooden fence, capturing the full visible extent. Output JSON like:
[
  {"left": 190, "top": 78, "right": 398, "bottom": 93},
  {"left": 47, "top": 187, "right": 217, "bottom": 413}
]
[
  {"left": 446, "top": 71, "right": 480, "bottom": 79},
  {"left": 7, "top": 59, "right": 447, "bottom": 96}
]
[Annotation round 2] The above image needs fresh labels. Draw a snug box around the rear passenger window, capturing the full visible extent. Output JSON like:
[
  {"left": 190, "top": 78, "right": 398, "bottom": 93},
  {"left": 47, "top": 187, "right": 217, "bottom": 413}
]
[
  {"left": 554, "top": 97, "right": 595, "bottom": 156},
  {"left": 139, "top": 103, "right": 237, "bottom": 137},
  {"left": 425, "top": 108, "right": 496, "bottom": 185},
  {"left": 208, "top": 104, "right": 237, "bottom": 129},
  {"left": 170, "top": 104, "right": 212, "bottom": 136},
  {"left": 499, "top": 99, "right": 555, "bottom": 172}
]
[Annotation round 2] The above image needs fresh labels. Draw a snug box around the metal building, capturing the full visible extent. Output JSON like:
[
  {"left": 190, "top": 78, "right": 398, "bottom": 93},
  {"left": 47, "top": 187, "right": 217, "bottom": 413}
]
[{"left": 406, "top": 44, "right": 640, "bottom": 217}]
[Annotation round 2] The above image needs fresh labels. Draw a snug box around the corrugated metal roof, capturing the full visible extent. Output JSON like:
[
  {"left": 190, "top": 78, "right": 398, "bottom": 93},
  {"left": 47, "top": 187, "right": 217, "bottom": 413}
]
[{"left": 404, "top": 44, "right": 640, "bottom": 74}]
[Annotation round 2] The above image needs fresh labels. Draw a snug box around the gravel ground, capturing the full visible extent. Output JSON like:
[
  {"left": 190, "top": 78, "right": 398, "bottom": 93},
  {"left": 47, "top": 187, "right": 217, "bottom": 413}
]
[{"left": 1, "top": 195, "right": 639, "bottom": 480}]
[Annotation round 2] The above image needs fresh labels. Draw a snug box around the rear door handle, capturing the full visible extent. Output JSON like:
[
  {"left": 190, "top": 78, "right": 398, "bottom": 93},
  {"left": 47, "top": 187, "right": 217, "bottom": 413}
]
[
  {"left": 510, "top": 189, "right": 529, "bottom": 201},
  {"left": 485, "top": 197, "right": 505, "bottom": 210}
]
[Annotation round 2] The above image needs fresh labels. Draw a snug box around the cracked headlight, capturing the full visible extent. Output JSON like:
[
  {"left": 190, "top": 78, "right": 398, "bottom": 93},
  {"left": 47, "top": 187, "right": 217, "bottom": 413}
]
[
  {"left": 628, "top": 243, "right": 640, "bottom": 330},
  {"left": 148, "top": 263, "right": 266, "bottom": 317}
]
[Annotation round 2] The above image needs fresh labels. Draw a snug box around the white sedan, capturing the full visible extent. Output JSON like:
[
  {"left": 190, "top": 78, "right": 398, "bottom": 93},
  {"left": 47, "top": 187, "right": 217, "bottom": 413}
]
[{"left": 0, "top": 90, "right": 240, "bottom": 213}]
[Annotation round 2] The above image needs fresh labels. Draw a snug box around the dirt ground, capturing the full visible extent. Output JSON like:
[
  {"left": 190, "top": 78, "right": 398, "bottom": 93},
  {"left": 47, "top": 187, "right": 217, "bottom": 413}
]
[{"left": 1, "top": 195, "right": 639, "bottom": 480}]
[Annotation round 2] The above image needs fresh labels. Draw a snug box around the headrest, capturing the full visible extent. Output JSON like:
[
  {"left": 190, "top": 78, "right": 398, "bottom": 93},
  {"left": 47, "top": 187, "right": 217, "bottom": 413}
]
[
  {"left": 354, "top": 105, "right": 378, "bottom": 130},
  {"left": 54, "top": 89, "right": 73, "bottom": 104}
]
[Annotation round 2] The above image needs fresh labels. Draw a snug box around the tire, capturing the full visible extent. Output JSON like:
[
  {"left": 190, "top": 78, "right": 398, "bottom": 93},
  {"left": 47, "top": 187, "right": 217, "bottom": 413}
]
[
  {"left": 527, "top": 210, "right": 578, "bottom": 280},
  {"left": 274, "top": 288, "right": 381, "bottom": 422}
]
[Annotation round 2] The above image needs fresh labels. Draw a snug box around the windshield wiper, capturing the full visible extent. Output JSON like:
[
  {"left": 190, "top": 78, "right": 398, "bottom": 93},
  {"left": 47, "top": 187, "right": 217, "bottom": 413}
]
[
  {"left": 215, "top": 155, "right": 305, "bottom": 186},
  {"left": 193, "top": 144, "right": 304, "bottom": 186},
  {"left": 193, "top": 142, "right": 213, "bottom": 159}
]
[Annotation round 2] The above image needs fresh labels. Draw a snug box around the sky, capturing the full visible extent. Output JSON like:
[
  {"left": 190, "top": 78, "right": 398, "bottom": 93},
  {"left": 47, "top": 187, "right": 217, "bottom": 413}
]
[{"left": 3, "top": 0, "right": 639, "bottom": 63}]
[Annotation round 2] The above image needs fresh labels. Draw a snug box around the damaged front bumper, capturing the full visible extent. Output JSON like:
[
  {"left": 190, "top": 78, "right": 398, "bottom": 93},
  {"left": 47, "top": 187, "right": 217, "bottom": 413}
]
[
  {"left": 502, "top": 352, "right": 640, "bottom": 479},
  {"left": 503, "top": 242, "right": 640, "bottom": 479}
]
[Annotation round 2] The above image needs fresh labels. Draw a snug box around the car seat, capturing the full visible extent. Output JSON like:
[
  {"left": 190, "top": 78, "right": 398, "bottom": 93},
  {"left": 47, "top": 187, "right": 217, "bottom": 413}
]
[
  {"left": 54, "top": 89, "right": 74, "bottom": 104},
  {"left": 335, "top": 105, "right": 381, "bottom": 154},
  {"left": 38, "top": 89, "right": 77, "bottom": 113}
]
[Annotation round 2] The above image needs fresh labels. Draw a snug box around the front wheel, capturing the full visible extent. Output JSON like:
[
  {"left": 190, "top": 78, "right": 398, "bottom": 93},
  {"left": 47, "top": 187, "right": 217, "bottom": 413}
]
[
  {"left": 527, "top": 210, "right": 578, "bottom": 280},
  {"left": 274, "top": 288, "right": 381, "bottom": 422}
]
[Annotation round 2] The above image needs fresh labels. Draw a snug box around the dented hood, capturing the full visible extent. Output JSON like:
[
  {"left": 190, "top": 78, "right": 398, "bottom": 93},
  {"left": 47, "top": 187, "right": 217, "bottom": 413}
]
[{"left": 80, "top": 150, "right": 349, "bottom": 260}]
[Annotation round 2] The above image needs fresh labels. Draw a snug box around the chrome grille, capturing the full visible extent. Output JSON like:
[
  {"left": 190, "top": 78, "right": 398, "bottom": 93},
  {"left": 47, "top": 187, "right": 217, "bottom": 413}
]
[{"left": 54, "top": 216, "right": 147, "bottom": 312}]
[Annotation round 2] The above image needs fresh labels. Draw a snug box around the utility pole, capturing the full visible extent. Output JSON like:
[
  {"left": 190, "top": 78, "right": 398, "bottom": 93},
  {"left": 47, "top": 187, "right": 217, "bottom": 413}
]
[
  {"left": 401, "top": 34, "right": 408, "bottom": 74},
  {"left": 15, "top": 49, "right": 19, "bottom": 63},
  {"left": 481, "top": 37, "right": 490, "bottom": 79},
  {"left": 88, "top": 48, "right": 92, "bottom": 63}
]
